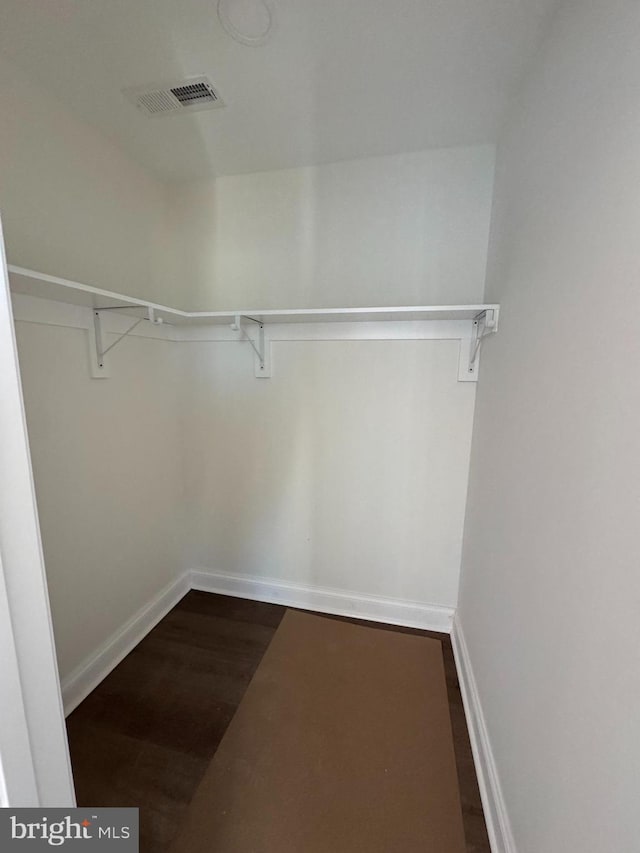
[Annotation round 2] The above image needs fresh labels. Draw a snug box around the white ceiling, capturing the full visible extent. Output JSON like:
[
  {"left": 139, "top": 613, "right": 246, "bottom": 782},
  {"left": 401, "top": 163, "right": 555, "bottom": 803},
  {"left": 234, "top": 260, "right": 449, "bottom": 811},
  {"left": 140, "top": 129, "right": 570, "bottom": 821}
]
[{"left": 0, "top": 0, "right": 558, "bottom": 182}]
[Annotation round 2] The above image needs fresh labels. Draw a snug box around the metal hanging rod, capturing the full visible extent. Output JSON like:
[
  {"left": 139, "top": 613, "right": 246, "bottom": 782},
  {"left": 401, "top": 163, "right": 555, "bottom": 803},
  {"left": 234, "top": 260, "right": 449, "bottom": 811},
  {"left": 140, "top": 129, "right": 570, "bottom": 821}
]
[{"left": 92, "top": 304, "right": 146, "bottom": 311}]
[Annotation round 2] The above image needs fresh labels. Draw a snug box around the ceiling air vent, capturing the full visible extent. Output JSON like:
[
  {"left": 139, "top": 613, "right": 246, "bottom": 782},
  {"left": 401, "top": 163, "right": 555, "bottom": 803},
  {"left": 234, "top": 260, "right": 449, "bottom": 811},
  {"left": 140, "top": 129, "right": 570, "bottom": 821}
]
[{"left": 123, "top": 77, "right": 224, "bottom": 117}]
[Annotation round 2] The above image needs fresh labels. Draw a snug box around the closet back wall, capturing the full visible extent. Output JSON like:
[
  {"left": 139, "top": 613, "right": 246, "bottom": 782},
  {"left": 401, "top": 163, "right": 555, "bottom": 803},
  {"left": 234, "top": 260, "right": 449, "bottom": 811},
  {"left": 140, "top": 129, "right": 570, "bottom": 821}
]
[
  {"left": 170, "top": 145, "right": 495, "bottom": 310},
  {"left": 175, "top": 144, "right": 496, "bottom": 621},
  {"left": 181, "top": 337, "right": 476, "bottom": 619}
]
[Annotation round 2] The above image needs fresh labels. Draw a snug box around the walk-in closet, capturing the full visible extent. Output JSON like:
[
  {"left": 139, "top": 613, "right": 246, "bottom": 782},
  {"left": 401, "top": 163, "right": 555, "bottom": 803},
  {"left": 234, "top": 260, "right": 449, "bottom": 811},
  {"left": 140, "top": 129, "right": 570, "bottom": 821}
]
[{"left": 0, "top": 2, "right": 637, "bottom": 852}]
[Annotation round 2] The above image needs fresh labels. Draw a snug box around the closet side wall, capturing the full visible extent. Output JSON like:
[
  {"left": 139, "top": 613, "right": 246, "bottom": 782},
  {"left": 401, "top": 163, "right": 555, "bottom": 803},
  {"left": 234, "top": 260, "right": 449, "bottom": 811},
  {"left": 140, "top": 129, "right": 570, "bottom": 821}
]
[
  {"left": 14, "top": 316, "right": 184, "bottom": 685},
  {"left": 0, "top": 58, "right": 187, "bottom": 688},
  {"left": 458, "top": 2, "right": 640, "bottom": 850},
  {"left": 0, "top": 55, "right": 175, "bottom": 306}
]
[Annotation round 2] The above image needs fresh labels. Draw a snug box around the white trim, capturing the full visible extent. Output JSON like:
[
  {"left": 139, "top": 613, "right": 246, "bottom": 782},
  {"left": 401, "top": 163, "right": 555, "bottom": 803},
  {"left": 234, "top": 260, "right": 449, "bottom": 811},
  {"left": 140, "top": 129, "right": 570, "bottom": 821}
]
[
  {"left": 190, "top": 569, "right": 454, "bottom": 633},
  {"left": 0, "top": 550, "right": 39, "bottom": 805},
  {"left": 60, "top": 569, "right": 453, "bottom": 719},
  {"left": 0, "top": 216, "right": 75, "bottom": 806},
  {"left": 451, "top": 614, "right": 516, "bottom": 853},
  {"left": 61, "top": 572, "right": 190, "bottom": 716}
]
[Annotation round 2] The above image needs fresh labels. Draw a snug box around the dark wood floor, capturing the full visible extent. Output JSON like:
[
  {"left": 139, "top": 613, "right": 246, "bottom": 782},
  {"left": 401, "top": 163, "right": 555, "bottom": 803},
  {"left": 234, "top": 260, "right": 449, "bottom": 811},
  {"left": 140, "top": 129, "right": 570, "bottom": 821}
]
[{"left": 66, "top": 592, "right": 490, "bottom": 853}]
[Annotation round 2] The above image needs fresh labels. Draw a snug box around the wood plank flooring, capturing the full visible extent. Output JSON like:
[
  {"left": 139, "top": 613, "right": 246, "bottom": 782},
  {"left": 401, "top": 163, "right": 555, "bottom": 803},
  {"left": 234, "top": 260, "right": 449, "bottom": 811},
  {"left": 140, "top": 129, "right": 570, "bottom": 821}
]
[{"left": 66, "top": 592, "right": 490, "bottom": 853}]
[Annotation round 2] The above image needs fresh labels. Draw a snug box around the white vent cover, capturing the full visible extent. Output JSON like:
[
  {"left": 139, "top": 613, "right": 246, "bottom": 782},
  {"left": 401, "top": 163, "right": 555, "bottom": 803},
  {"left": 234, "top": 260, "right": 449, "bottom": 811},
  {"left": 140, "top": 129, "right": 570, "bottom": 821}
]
[{"left": 123, "top": 77, "right": 224, "bottom": 117}]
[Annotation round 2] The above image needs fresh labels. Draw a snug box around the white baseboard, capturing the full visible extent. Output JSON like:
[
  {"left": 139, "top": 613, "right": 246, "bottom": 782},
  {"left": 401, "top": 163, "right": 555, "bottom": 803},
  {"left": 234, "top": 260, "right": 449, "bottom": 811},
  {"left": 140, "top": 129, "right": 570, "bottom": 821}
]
[
  {"left": 60, "top": 572, "right": 190, "bottom": 716},
  {"left": 61, "top": 568, "right": 454, "bottom": 718},
  {"left": 60, "top": 570, "right": 452, "bottom": 716},
  {"left": 189, "top": 569, "right": 454, "bottom": 633},
  {"left": 451, "top": 614, "right": 516, "bottom": 853}
]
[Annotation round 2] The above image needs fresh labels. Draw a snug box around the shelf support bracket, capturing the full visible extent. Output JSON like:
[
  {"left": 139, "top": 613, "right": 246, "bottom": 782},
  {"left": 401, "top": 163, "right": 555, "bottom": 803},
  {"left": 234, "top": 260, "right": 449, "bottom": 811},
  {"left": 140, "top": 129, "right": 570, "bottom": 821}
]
[
  {"left": 230, "top": 314, "right": 272, "bottom": 378},
  {"left": 458, "top": 308, "right": 498, "bottom": 382},
  {"left": 89, "top": 306, "right": 161, "bottom": 379}
]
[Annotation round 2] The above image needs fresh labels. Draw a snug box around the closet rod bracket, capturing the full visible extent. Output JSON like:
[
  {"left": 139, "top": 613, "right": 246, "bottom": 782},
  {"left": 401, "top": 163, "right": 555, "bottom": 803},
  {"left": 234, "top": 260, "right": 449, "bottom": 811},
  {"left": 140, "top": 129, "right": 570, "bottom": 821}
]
[{"left": 230, "top": 314, "right": 272, "bottom": 378}]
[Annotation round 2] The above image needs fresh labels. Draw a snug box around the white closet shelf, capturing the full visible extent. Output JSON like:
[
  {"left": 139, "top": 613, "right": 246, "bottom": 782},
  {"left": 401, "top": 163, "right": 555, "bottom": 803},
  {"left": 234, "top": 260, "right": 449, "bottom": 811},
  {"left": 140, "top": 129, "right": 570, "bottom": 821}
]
[
  {"left": 8, "top": 265, "right": 499, "bottom": 381},
  {"left": 8, "top": 266, "right": 498, "bottom": 326}
]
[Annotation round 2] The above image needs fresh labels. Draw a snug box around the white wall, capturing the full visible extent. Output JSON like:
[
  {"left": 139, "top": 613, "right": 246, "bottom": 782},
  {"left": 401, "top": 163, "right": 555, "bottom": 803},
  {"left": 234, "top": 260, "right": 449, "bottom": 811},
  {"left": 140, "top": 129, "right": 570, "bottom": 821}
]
[
  {"left": 171, "top": 146, "right": 495, "bottom": 310},
  {"left": 181, "top": 336, "right": 476, "bottom": 612},
  {"left": 459, "top": 2, "right": 640, "bottom": 851},
  {"left": 0, "top": 54, "right": 187, "bottom": 688},
  {"left": 14, "top": 315, "right": 184, "bottom": 682},
  {"left": 0, "top": 55, "right": 175, "bottom": 306}
]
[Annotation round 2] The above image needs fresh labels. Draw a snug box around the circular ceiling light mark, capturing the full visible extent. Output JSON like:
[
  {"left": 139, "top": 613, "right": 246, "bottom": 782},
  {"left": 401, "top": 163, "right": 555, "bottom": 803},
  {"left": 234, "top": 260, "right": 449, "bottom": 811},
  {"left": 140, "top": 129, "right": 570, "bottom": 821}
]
[{"left": 217, "top": 0, "right": 275, "bottom": 47}]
